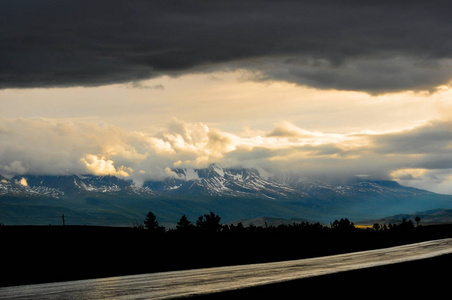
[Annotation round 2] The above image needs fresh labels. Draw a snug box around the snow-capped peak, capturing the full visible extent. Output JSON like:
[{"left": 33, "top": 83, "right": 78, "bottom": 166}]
[
  {"left": 210, "top": 163, "right": 225, "bottom": 177},
  {"left": 141, "top": 164, "right": 307, "bottom": 199}
]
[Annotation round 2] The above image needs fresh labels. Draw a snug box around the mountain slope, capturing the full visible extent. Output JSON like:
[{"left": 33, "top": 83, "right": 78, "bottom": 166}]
[
  {"left": 357, "top": 208, "right": 452, "bottom": 226},
  {"left": 9, "top": 174, "right": 155, "bottom": 198},
  {"left": 1, "top": 165, "right": 452, "bottom": 226},
  {"left": 143, "top": 164, "right": 308, "bottom": 200}
]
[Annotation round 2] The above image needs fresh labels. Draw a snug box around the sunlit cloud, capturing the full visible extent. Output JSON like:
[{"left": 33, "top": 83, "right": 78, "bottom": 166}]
[
  {"left": 1, "top": 117, "right": 451, "bottom": 193},
  {"left": 81, "top": 154, "right": 132, "bottom": 177},
  {"left": 391, "top": 168, "right": 430, "bottom": 181},
  {"left": 19, "top": 177, "right": 28, "bottom": 187}
]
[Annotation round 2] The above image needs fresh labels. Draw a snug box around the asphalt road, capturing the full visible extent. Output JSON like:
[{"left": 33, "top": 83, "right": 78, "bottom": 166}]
[{"left": 1, "top": 238, "right": 451, "bottom": 299}]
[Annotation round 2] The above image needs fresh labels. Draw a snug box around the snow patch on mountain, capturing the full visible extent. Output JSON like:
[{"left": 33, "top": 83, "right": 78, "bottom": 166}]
[
  {"left": 76, "top": 180, "right": 121, "bottom": 193},
  {"left": 182, "top": 168, "right": 199, "bottom": 181},
  {"left": 211, "top": 164, "right": 225, "bottom": 177},
  {"left": 142, "top": 164, "right": 308, "bottom": 199},
  {"left": 1, "top": 164, "right": 444, "bottom": 203},
  {"left": 2, "top": 174, "right": 156, "bottom": 198}
]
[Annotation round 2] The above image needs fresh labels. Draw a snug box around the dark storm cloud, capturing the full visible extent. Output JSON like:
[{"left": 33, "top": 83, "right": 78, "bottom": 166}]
[
  {"left": 1, "top": 0, "right": 452, "bottom": 93},
  {"left": 373, "top": 121, "right": 452, "bottom": 155}
]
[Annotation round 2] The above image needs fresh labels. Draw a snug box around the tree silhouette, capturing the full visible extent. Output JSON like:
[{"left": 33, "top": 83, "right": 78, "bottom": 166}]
[
  {"left": 399, "top": 218, "right": 414, "bottom": 230},
  {"left": 144, "top": 211, "right": 159, "bottom": 231},
  {"left": 373, "top": 223, "right": 381, "bottom": 231},
  {"left": 196, "top": 211, "right": 222, "bottom": 233},
  {"left": 415, "top": 216, "right": 421, "bottom": 227},
  {"left": 176, "top": 214, "right": 194, "bottom": 232},
  {"left": 331, "top": 218, "right": 355, "bottom": 231}
]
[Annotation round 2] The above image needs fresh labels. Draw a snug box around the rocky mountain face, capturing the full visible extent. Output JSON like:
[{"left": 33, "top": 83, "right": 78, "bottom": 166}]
[
  {"left": 1, "top": 164, "right": 451, "bottom": 225},
  {"left": 142, "top": 164, "right": 439, "bottom": 203},
  {"left": 142, "top": 164, "right": 308, "bottom": 200},
  {"left": 1, "top": 165, "right": 437, "bottom": 202},
  {"left": 1, "top": 174, "right": 154, "bottom": 199}
]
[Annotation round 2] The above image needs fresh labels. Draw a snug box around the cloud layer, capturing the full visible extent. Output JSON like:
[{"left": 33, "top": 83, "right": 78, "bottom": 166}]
[
  {"left": 2, "top": 0, "right": 452, "bottom": 93},
  {"left": 1, "top": 118, "right": 451, "bottom": 193}
]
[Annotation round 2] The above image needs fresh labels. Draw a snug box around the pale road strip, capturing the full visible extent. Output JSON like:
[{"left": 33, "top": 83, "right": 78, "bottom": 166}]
[{"left": 1, "top": 238, "right": 452, "bottom": 300}]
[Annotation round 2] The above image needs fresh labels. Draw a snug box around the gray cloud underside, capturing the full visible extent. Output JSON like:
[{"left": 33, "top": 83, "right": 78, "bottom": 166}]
[{"left": 2, "top": 0, "right": 452, "bottom": 93}]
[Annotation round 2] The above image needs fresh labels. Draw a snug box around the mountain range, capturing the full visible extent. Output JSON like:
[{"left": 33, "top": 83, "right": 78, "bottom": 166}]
[{"left": 1, "top": 164, "right": 452, "bottom": 226}]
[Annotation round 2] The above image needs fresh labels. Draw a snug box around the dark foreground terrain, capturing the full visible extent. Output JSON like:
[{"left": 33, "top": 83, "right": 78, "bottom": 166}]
[{"left": 1, "top": 222, "right": 451, "bottom": 288}]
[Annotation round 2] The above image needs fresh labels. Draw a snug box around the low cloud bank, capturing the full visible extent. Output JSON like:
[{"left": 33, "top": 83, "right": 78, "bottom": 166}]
[{"left": 1, "top": 117, "right": 452, "bottom": 193}]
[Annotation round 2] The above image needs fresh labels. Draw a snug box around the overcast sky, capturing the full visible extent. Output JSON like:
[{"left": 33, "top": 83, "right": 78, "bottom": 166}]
[{"left": 1, "top": 0, "right": 452, "bottom": 193}]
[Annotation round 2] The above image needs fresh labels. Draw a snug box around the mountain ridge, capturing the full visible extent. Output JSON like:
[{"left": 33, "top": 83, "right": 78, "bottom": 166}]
[
  {"left": 1, "top": 164, "right": 452, "bottom": 226},
  {"left": 142, "top": 164, "right": 308, "bottom": 200},
  {"left": 356, "top": 208, "right": 452, "bottom": 226}
]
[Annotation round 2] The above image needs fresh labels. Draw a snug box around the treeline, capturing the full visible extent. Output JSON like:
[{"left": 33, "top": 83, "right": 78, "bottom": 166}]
[
  {"left": 136, "top": 210, "right": 331, "bottom": 235},
  {"left": 135, "top": 210, "right": 419, "bottom": 235},
  {"left": 133, "top": 211, "right": 450, "bottom": 258},
  {"left": 126, "top": 211, "right": 451, "bottom": 270},
  {"left": 129, "top": 211, "right": 452, "bottom": 269}
]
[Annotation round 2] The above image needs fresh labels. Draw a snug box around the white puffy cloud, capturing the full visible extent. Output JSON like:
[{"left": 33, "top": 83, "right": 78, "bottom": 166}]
[
  {"left": 0, "top": 118, "right": 239, "bottom": 181},
  {"left": 1, "top": 117, "right": 451, "bottom": 193},
  {"left": 80, "top": 155, "right": 132, "bottom": 177}
]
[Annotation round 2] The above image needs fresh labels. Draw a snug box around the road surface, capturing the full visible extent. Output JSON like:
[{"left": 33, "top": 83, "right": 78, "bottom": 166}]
[{"left": 1, "top": 238, "right": 451, "bottom": 299}]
